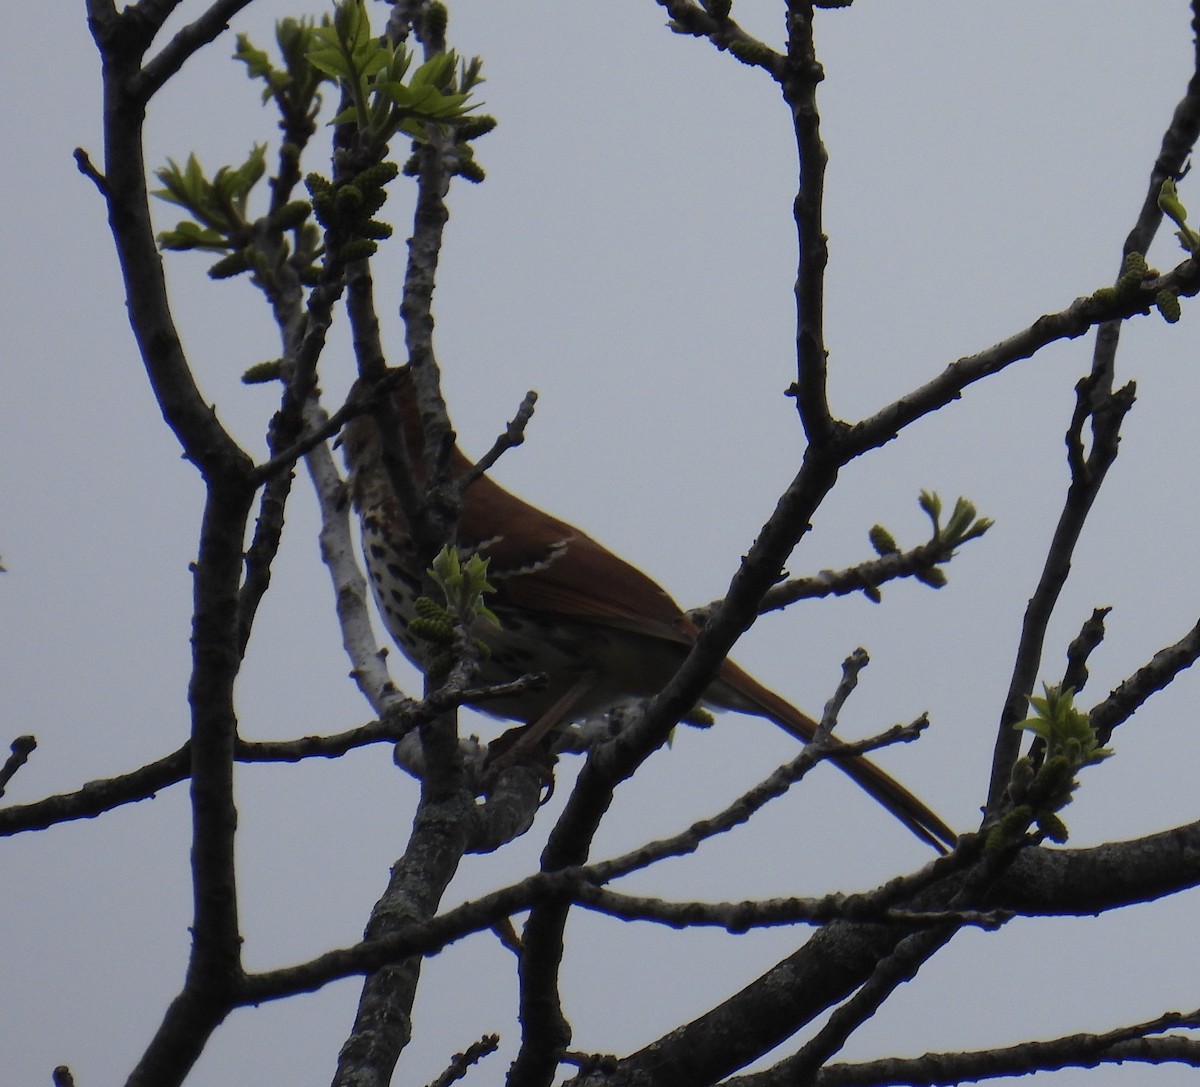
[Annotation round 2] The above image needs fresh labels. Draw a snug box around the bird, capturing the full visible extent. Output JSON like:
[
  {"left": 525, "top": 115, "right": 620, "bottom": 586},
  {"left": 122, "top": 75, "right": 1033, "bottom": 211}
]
[{"left": 341, "top": 368, "right": 956, "bottom": 851}]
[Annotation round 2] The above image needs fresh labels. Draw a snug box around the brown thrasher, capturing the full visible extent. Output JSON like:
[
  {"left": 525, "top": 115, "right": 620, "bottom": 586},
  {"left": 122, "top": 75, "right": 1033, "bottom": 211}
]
[{"left": 342, "top": 369, "right": 955, "bottom": 850}]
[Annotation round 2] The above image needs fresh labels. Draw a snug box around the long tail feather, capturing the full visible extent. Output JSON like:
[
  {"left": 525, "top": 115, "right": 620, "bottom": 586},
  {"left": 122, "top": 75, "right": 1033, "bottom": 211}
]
[{"left": 711, "top": 661, "right": 956, "bottom": 852}]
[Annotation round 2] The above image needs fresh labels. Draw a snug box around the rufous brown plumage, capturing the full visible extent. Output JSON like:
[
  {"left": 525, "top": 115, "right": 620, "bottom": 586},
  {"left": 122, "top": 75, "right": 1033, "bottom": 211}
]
[{"left": 342, "top": 369, "right": 955, "bottom": 850}]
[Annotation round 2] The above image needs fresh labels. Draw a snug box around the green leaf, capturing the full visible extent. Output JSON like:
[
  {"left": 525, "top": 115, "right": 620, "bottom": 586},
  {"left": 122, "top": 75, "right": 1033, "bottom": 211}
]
[
  {"left": 206, "top": 248, "right": 252, "bottom": 278},
  {"left": 304, "top": 2, "right": 478, "bottom": 147},
  {"left": 152, "top": 154, "right": 206, "bottom": 209},
  {"left": 213, "top": 143, "right": 267, "bottom": 205},
  {"left": 326, "top": 105, "right": 358, "bottom": 126},
  {"left": 233, "top": 33, "right": 277, "bottom": 84},
  {"left": 332, "top": 0, "right": 368, "bottom": 43},
  {"left": 307, "top": 45, "right": 353, "bottom": 80},
  {"left": 411, "top": 51, "right": 456, "bottom": 90},
  {"left": 383, "top": 47, "right": 413, "bottom": 83},
  {"left": 157, "top": 220, "right": 230, "bottom": 252},
  {"left": 429, "top": 545, "right": 500, "bottom": 628},
  {"left": 152, "top": 145, "right": 268, "bottom": 246},
  {"left": 1015, "top": 684, "right": 1111, "bottom": 767},
  {"left": 1159, "top": 179, "right": 1200, "bottom": 252},
  {"left": 918, "top": 489, "right": 942, "bottom": 532}
]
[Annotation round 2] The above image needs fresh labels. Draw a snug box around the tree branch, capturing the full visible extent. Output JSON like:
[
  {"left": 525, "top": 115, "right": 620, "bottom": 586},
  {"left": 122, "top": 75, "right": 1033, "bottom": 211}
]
[
  {"left": 133, "top": 0, "right": 259, "bottom": 104},
  {"left": 782, "top": 1, "right": 835, "bottom": 444},
  {"left": 331, "top": 10, "right": 477, "bottom": 1086},
  {"left": 226, "top": 821, "right": 1200, "bottom": 1016},
  {"left": 89, "top": 3, "right": 253, "bottom": 482},
  {"left": 654, "top": 0, "right": 785, "bottom": 76},
  {"left": 587, "top": 717, "right": 940, "bottom": 886},
  {"left": 811, "top": 1007, "right": 1200, "bottom": 1086},
  {"left": 1061, "top": 606, "right": 1111, "bottom": 696},
  {"left": 1091, "top": 613, "right": 1200, "bottom": 746},
  {"left": 571, "top": 882, "right": 1007, "bottom": 933},
  {"left": 422, "top": 1034, "right": 501, "bottom": 1087},
  {"left": 0, "top": 736, "right": 37, "bottom": 798},
  {"left": 984, "top": 377, "right": 1136, "bottom": 812},
  {"left": 458, "top": 388, "right": 539, "bottom": 490}
]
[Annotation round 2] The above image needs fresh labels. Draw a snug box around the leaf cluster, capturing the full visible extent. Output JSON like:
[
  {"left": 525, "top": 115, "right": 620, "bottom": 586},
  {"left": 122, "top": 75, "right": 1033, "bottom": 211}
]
[
  {"left": 154, "top": 145, "right": 268, "bottom": 253},
  {"left": 917, "top": 491, "right": 993, "bottom": 551},
  {"left": 152, "top": 0, "right": 493, "bottom": 279},
  {"left": 153, "top": 144, "right": 319, "bottom": 280},
  {"left": 304, "top": 160, "right": 399, "bottom": 262},
  {"left": 428, "top": 545, "right": 499, "bottom": 630},
  {"left": 409, "top": 546, "right": 500, "bottom": 680},
  {"left": 234, "top": 16, "right": 331, "bottom": 122},
  {"left": 988, "top": 685, "right": 1113, "bottom": 849},
  {"left": 1090, "top": 249, "right": 1182, "bottom": 324},
  {"left": 867, "top": 491, "right": 993, "bottom": 593},
  {"left": 310, "top": 0, "right": 476, "bottom": 149}
]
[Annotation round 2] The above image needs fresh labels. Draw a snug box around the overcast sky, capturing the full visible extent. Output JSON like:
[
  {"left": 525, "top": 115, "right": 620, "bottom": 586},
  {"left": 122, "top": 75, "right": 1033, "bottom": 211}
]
[{"left": 3, "top": 1, "right": 1200, "bottom": 1084}]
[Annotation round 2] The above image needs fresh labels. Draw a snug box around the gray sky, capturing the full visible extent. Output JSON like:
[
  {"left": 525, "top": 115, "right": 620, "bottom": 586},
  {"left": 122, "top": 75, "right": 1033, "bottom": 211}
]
[{"left": 3, "top": 1, "right": 1199, "bottom": 1084}]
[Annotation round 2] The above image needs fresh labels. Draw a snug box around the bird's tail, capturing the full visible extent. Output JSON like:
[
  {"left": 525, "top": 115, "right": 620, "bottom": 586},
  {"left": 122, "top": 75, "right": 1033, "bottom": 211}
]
[{"left": 710, "top": 660, "right": 957, "bottom": 852}]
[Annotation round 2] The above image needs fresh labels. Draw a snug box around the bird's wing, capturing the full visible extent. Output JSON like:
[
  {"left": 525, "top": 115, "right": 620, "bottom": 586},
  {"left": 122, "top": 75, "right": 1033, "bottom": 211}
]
[{"left": 461, "top": 470, "right": 694, "bottom": 639}]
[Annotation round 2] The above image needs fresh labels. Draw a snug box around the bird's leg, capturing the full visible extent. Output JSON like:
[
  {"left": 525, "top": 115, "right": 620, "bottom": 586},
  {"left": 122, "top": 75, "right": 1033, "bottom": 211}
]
[{"left": 482, "top": 674, "right": 597, "bottom": 785}]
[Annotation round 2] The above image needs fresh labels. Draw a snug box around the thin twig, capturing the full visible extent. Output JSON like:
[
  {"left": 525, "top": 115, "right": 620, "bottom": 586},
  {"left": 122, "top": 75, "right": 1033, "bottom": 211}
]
[
  {"left": 73, "top": 147, "right": 108, "bottom": 196},
  {"left": 810, "top": 1007, "right": 1200, "bottom": 1087},
  {"left": 423, "top": 1034, "right": 501, "bottom": 1087},
  {"left": 654, "top": 0, "right": 785, "bottom": 77},
  {"left": 570, "top": 881, "right": 1009, "bottom": 932},
  {"left": 1091, "top": 615, "right": 1200, "bottom": 746},
  {"left": 252, "top": 393, "right": 368, "bottom": 485},
  {"left": 1062, "top": 606, "right": 1111, "bottom": 696},
  {"left": 782, "top": 1, "right": 835, "bottom": 444},
  {"left": 458, "top": 389, "right": 539, "bottom": 490},
  {"left": 815, "top": 648, "right": 869, "bottom": 741},
  {"left": 584, "top": 717, "right": 935, "bottom": 887},
  {"left": 133, "top": 0, "right": 259, "bottom": 104},
  {"left": 984, "top": 378, "right": 1136, "bottom": 813},
  {"left": 0, "top": 735, "right": 36, "bottom": 798}
]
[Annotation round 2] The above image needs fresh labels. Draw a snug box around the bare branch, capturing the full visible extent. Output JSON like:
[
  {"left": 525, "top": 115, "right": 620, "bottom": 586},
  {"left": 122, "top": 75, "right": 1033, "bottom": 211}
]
[
  {"left": 654, "top": 0, "right": 784, "bottom": 76},
  {"left": 0, "top": 735, "right": 36, "bottom": 798},
  {"left": 1120, "top": 9, "right": 1200, "bottom": 266},
  {"left": 251, "top": 392, "right": 367, "bottom": 486},
  {"left": 333, "top": 17, "right": 475, "bottom": 1087},
  {"left": 133, "top": 0, "right": 260, "bottom": 103},
  {"left": 781, "top": 3, "right": 835, "bottom": 443},
  {"left": 458, "top": 389, "right": 539, "bottom": 490},
  {"left": 332, "top": 789, "right": 475, "bottom": 1087},
  {"left": 228, "top": 821, "right": 1200, "bottom": 1020},
  {"left": 571, "top": 882, "right": 1008, "bottom": 933},
  {"left": 1062, "top": 607, "right": 1111, "bottom": 696},
  {"left": 586, "top": 716, "right": 938, "bottom": 886},
  {"left": 238, "top": 466, "right": 296, "bottom": 657},
  {"left": 816, "top": 647, "right": 869, "bottom": 738},
  {"left": 303, "top": 400, "right": 406, "bottom": 714},
  {"left": 984, "top": 378, "right": 1136, "bottom": 813},
  {"left": 1091, "top": 615, "right": 1200, "bottom": 746},
  {"left": 73, "top": 147, "right": 108, "bottom": 196},
  {"left": 778, "top": 925, "right": 962, "bottom": 1084},
  {"left": 0, "top": 748, "right": 190, "bottom": 836},
  {"left": 0, "top": 695, "right": 460, "bottom": 839},
  {"left": 688, "top": 503, "right": 990, "bottom": 627},
  {"left": 422, "top": 1034, "right": 501, "bottom": 1087},
  {"left": 810, "top": 1007, "right": 1200, "bottom": 1087}
]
